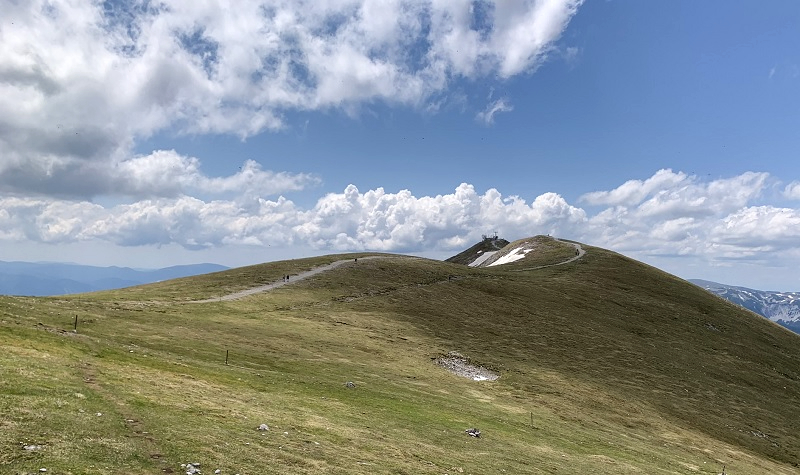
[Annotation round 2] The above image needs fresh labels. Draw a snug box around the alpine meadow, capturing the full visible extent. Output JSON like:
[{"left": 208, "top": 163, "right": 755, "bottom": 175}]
[{"left": 2, "top": 236, "right": 798, "bottom": 474}]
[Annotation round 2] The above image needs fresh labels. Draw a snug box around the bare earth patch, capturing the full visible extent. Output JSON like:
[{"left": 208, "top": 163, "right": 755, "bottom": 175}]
[{"left": 434, "top": 352, "right": 499, "bottom": 381}]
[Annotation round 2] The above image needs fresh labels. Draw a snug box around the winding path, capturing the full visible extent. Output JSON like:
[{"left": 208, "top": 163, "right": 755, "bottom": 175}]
[
  {"left": 191, "top": 239, "right": 586, "bottom": 303},
  {"left": 191, "top": 256, "right": 384, "bottom": 303},
  {"left": 510, "top": 240, "right": 586, "bottom": 272}
]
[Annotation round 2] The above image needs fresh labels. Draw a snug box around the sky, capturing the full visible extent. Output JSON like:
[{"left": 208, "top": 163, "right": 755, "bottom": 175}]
[{"left": 1, "top": 0, "right": 800, "bottom": 291}]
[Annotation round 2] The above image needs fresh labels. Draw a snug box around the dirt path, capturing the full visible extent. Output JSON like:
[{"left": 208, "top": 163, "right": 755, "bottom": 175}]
[
  {"left": 191, "top": 256, "right": 385, "bottom": 303},
  {"left": 511, "top": 240, "right": 585, "bottom": 272},
  {"left": 553, "top": 241, "right": 586, "bottom": 266},
  {"left": 189, "top": 240, "right": 585, "bottom": 302}
]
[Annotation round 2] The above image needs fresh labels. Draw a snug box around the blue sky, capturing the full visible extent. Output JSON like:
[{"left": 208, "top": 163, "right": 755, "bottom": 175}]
[{"left": 1, "top": 0, "right": 799, "bottom": 290}]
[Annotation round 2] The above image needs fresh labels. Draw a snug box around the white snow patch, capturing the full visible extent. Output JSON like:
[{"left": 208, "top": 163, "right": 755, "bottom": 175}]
[
  {"left": 469, "top": 251, "right": 497, "bottom": 267},
  {"left": 487, "top": 246, "right": 531, "bottom": 267}
]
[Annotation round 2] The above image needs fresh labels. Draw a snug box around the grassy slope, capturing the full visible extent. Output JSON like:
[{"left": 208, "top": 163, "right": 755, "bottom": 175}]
[{"left": 1, "top": 241, "right": 799, "bottom": 474}]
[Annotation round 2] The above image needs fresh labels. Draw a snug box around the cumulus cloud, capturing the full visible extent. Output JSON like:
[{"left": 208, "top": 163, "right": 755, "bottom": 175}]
[
  {"left": 0, "top": 148, "right": 318, "bottom": 200},
  {"left": 476, "top": 98, "right": 513, "bottom": 125},
  {"left": 0, "top": 182, "right": 586, "bottom": 252},
  {"left": 580, "top": 169, "right": 768, "bottom": 217},
  {"left": 581, "top": 169, "right": 692, "bottom": 207},
  {"left": 0, "top": 0, "right": 582, "bottom": 199},
  {"left": 4, "top": 169, "right": 799, "bottom": 276},
  {"left": 113, "top": 151, "right": 319, "bottom": 198},
  {"left": 710, "top": 206, "right": 800, "bottom": 249},
  {"left": 576, "top": 170, "right": 787, "bottom": 262},
  {"left": 784, "top": 181, "right": 800, "bottom": 200}
]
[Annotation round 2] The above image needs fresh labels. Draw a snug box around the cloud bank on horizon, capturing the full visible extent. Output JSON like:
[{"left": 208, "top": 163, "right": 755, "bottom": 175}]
[
  {"left": 2, "top": 1, "right": 800, "bottom": 289},
  {"left": 2, "top": 168, "right": 799, "bottom": 264}
]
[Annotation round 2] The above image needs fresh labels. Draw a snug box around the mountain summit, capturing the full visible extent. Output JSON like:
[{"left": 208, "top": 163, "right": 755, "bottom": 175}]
[
  {"left": 446, "top": 235, "right": 582, "bottom": 269},
  {"left": 444, "top": 233, "right": 509, "bottom": 266}
]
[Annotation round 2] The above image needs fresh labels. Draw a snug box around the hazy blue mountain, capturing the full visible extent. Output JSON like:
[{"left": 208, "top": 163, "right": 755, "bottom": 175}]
[
  {"left": 690, "top": 279, "right": 800, "bottom": 334},
  {"left": 0, "top": 261, "right": 228, "bottom": 296}
]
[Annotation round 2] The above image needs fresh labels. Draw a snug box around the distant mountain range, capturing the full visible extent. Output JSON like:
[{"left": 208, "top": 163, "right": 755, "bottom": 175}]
[
  {"left": 0, "top": 261, "right": 229, "bottom": 296},
  {"left": 690, "top": 279, "right": 800, "bottom": 334}
]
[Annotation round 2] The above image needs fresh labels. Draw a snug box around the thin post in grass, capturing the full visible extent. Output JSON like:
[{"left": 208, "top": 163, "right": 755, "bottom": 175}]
[
  {"left": 225, "top": 350, "right": 229, "bottom": 365},
  {"left": 74, "top": 315, "right": 78, "bottom": 331}
]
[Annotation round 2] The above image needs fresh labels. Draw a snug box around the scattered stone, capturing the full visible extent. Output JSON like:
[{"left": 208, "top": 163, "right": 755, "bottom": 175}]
[
  {"left": 214, "top": 470, "right": 221, "bottom": 474},
  {"left": 465, "top": 428, "right": 481, "bottom": 438},
  {"left": 345, "top": 381, "right": 356, "bottom": 388},
  {"left": 39, "top": 469, "right": 47, "bottom": 473},
  {"left": 96, "top": 412, "right": 103, "bottom": 416},
  {"left": 257, "top": 423, "right": 269, "bottom": 431},
  {"left": 184, "top": 462, "right": 201, "bottom": 475},
  {"left": 435, "top": 352, "right": 499, "bottom": 381},
  {"left": 23, "top": 444, "right": 42, "bottom": 451}
]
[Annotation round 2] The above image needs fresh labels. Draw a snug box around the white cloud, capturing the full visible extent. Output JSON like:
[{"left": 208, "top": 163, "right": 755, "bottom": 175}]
[
  {"left": 580, "top": 169, "right": 692, "bottom": 207},
  {"left": 576, "top": 171, "right": 788, "bottom": 265},
  {"left": 0, "top": 182, "right": 586, "bottom": 252},
  {"left": 710, "top": 206, "right": 800, "bottom": 249},
  {"left": 114, "top": 151, "right": 319, "bottom": 198},
  {"left": 784, "top": 181, "right": 800, "bottom": 200},
  {"left": 476, "top": 98, "right": 513, "bottom": 125},
  {"left": 580, "top": 169, "right": 768, "bottom": 218},
  {"left": 3, "top": 169, "right": 800, "bottom": 287},
  {"left": 562, "top": 45, "right": 580, "bottom": 65},
  {"left": 0, "top": 147, "right": 318, "bottom": 200},
  {"left": 0, "top": 0, "right": 582, "bottom": 199}
]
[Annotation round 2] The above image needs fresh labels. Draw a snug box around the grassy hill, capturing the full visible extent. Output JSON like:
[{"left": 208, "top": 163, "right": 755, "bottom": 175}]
[{"left": 2, "top": 239, "right": 799, "bottom": 474}]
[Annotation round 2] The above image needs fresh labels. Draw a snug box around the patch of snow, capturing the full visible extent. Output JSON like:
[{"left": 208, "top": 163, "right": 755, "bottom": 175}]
[
  {"left": 487, "top": 246, "right": 531, "bottom": 267},
  {"left": 469, "top": 251, "right": 497, "bottom": 267}
]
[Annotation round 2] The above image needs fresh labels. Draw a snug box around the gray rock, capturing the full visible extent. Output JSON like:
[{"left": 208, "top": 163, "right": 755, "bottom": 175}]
[
  {"left": 345, "top": 381, "right": 356, "bottom": 388},
  {"left": 23, "top": 444, "right": 41, "bottom": 451},
  {"left": 185, "top": 462, "right": 201, "bottom": 475},
  {"left": 257, "top": 423, "right": 269, "bottom": 431}
]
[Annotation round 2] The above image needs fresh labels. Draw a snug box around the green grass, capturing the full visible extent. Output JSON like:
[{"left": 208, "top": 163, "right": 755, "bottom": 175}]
[{"left": 1, "top": 239, "right": 799, "bottom": 474}]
